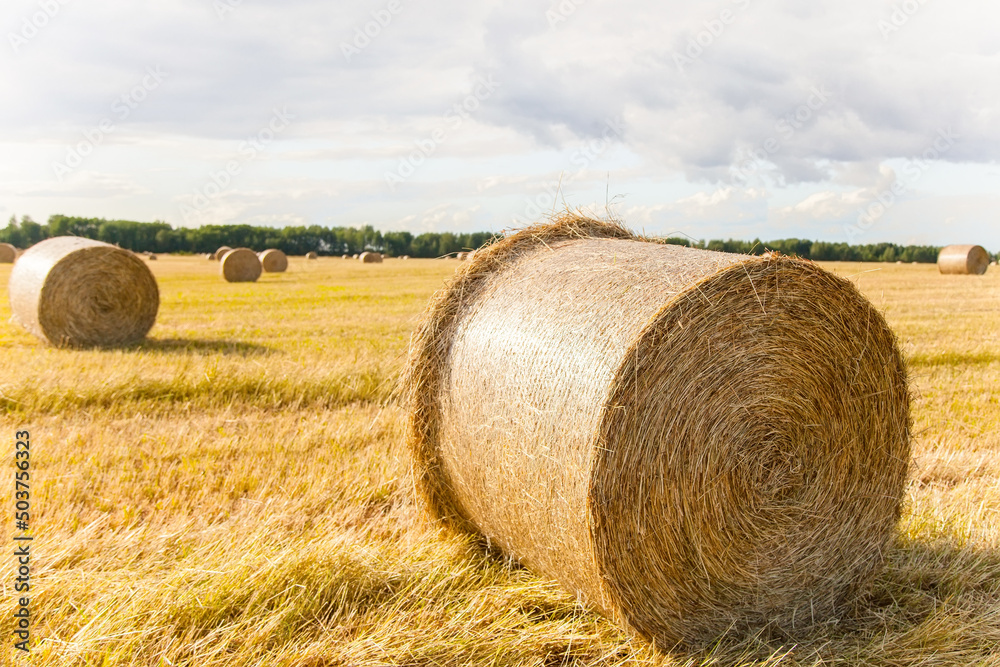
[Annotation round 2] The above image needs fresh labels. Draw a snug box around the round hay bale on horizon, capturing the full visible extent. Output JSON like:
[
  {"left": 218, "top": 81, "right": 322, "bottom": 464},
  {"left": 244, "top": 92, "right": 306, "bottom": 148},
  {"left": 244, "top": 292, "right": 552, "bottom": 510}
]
[
  {"left": 0, "top": 243, "right": 18, "bottom": 263},
  {"left": 400, "top": 255, "right": 410, "bottom": 260},
  {"left": 359, "top": 252, "right": 383, "bottom": 263},
  {"left": 215, "top": 245, "right": 233, "bottom": 261},
  {"left": 8, "top": 236, "right": 159, "bottom": 347},
  {"left": 405, "top": 215, "right": 911, "bottom": 648},
  {"left": 937, "top": 244, "right": 990, "bottom": 274},
  {"left": 219, "top": 247, "right": 262, "bottom": 282},
  {"left": 306, "top": 251, "right": 318, "bottom": 260},
  {"left": 351, "top": 253, "right": 359, "bottom": 259},
  {"left": 145, "top": 252, "right": 157, "bottom": 261},
  {"left": 456, "top": 251, "right": 469, "bottom": 261},
  {"left": 259, "top": 248, "right": 288, "bottom": 273},
  {"left": 342, "top": 254, "right": 349, "bottom": 259}
]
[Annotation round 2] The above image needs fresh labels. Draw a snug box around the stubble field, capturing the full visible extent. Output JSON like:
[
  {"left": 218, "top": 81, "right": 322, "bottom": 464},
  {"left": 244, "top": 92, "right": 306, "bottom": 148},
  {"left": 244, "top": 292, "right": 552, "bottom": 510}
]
[{"left": 0, "top": 255, "right": 997, "bottom": 666}]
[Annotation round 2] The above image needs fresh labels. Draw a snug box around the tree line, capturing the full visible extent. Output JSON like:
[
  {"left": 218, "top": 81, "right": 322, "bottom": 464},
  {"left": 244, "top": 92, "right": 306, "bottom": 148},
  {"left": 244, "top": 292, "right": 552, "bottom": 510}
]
[{"left": 1, "top": 215, "right": 988, "bottom": 263}]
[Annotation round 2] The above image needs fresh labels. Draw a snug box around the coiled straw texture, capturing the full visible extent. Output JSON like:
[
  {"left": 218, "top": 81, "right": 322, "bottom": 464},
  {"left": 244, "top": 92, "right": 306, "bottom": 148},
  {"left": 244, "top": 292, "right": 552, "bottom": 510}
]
[
  {"left": 0, "top": 243, "right": 16, "bottom": 263},
  {"left": 405, "top": 215, "right": 911, "bottom": 648},
  {"left": 8, "top": 236, "right": 159, "bottom": 347},
  {"left": 220, "top": 248, "right": 262, "bottom": 282},
  {"left": 937, "top": 244, "right": 990, "bottom": 275},
  {"left": 259, "top": 249, "right": 288, "bottom": 272}
]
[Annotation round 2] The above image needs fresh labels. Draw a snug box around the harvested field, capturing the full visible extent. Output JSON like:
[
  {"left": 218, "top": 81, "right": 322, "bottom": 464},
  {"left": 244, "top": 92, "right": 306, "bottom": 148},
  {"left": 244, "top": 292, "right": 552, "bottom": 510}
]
[{"left": 0, "top": 254, "right": 997, "bottom": 666}]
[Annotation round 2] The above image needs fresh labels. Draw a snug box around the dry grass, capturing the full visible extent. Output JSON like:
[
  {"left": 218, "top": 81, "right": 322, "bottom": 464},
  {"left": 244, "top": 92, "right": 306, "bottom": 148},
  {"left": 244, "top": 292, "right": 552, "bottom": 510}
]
[{"left": 0, "top": 254, "right": 998, "bottom": 665}]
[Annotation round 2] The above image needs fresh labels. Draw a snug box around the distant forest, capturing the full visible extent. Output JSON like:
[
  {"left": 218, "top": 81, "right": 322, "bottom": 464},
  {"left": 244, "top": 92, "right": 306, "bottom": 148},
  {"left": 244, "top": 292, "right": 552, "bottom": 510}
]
[{"left": 1, "top": 214, "right": 984, "bottom": 263}]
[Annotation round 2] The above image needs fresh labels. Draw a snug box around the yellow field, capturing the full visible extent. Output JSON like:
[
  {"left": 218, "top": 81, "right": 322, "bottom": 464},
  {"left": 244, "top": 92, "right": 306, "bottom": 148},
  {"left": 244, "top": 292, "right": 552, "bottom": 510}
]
[{"left": 0, "top": 256, "right": 998, "bottom": 666}]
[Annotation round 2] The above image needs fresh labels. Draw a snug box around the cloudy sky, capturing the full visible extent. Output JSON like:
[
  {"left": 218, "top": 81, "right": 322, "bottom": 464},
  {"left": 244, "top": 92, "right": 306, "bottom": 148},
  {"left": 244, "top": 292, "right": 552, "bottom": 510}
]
[{"left": 2, "top": 0, "right": 998, "bottom": 247}]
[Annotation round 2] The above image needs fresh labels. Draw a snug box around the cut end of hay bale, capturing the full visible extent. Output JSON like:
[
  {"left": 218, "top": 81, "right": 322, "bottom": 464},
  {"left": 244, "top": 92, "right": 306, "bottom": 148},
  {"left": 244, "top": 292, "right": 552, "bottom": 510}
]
[
  {"left": 0, "top": 242, "right": 18, "bottom": 263},
  {"left": 359, "top": 252, "right": 383, "bottom": 263},
  {"left": 219, "top": 248, "right": 262, "bottom": 282},
  {"left": 937, "top": 244, "right": 990, "bottom": 274},
  {"left": 404, "top": 213, "right": 911, "bottom": 648},
  {"left": 8, "top": 236, "right": 159, "bottom": 347},
  {"left": 258, "top": 248, "right": 288, "bottom": 272}
]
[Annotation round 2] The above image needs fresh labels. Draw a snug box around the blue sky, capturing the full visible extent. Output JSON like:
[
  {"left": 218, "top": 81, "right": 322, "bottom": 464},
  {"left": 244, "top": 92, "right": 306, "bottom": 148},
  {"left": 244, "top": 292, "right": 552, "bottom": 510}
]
[{"left": 2, "top": 0, "right": 998, "bottom": 247}]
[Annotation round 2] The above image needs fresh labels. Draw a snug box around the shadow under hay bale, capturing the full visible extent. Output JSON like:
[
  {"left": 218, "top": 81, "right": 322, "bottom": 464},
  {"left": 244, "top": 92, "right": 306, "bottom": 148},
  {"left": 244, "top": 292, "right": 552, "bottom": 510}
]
[
  {"left": 360, "top": 252, "right": 383, "bottom": 263},
  {"left": 8, "top": 236, "right": 159, "bottom": 347},
  {"left": 258, "top": 248, "right": 288, "bottom": 272},
  {"left": 0, "top": 242, "right": 17, "bottom": 263},
  {"left": 937, "top": 245, "right": 990, "bottom": 275},
  {"left": 404, "top": 215, "right": 911, "bottom": 649},
  {"left": 220, "top": 248, "right": 262, "bottom": 283}
]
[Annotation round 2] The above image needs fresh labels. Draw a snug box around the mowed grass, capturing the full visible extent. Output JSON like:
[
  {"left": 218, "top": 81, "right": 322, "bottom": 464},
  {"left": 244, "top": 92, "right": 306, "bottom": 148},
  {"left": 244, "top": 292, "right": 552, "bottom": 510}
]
[{"left": 0, "top": 256, "right": 998, "bottom": 666}]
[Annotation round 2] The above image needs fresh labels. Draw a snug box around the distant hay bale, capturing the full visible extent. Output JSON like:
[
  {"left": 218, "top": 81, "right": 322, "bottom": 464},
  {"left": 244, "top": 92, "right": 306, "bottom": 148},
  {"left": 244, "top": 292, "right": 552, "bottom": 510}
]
[
  {"left": 359, "top": 252, "right": 383, "bottom": 263},
  {"left": 405, "top": 215, "right": 911, "bottom": 648},
  {"left": 0, "top": 243, "right": 17, "bottom": 263},
  {"left": 351, "top": 253, "right": 359, "bottom": 259},
  {"left": 8, "top": 236, "right": 159, "bottom": 347},
  {"left": 937, "top": 244, "right": 990, "bottom": 275},
  {"left": 145, "top": 252, "right": 157, "bottom": 261},
  {"left": 258, "top": 248, "right": 288, "bottom": 273},
  {"left": 456, "top": 251, "right": 469, "bottom": 261},
  {"left": 215, "top": 246, "right": 233, "bottom": 261},
  {"left": 306, "top": 251, "right": 318, "bottom": 260},
  {"left": 219, "top": 247, "right": 262, "bottom": 282},
  {"left": 342, "top": 254, "right": 349, "bottom": 259},
  {"left": 207, "top": 252, "right": 216, "bottom": 260},
  {"left": 400, "top": 255, "right": 410, "bottom": 260}
]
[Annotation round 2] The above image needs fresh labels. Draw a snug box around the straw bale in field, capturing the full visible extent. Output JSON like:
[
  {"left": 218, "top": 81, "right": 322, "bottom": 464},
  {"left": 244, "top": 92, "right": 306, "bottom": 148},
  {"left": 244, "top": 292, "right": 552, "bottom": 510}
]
[
  {"left": 400, "top": 255, "right": 410, "bottom": 260},
  {"left": 145, "top": 252, "right": 157, "bottom": 261},
  {"left": 351, "top": 253, "right": 359, "bottom": 259},
  {"left": 360, "top": 252, "right": 383, "bottom": 263},
  {"left": 404, "top": 215, "right": 911, "bottom": 648},
  {"left": 306, "top": 251, "right": 319, "bottom": 260},
  {"left": 456, "top": 251, "right": 469, "bottom": 261},
  {"left": 215, "top": 245, "right": 233, "bottom": 261},
  {"left": 0, "top": 243, "right": 17, "bottom": 263},
  {"left": 258, "top": 248, "right": 288, "bottom": 272},
  {"left": 937, "top": 244, "right": 990, "bottom": 274},
  {"left": 207, "top": 252, "right": 216, "bottom": 260},
  {"left": 219, "top": 247, "right": 262, "bottom": 282},
  {"left": 8, "top": 236, "right": 159, "bottom": 347},
  {"left": 342, "top": 254, "right": 349, "bottom": 259}
]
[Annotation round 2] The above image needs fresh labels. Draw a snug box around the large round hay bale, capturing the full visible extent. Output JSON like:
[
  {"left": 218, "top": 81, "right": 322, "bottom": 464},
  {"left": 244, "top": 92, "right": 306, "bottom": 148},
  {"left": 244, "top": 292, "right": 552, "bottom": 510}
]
[
  {"left": 8, "top": 236, "right": 159, "bottom": 347},
  {"left": 258, "top": 248, "right": 288, "bottom": 273},
  {"left": 359, "top": 252, "right": 383, "bottom": 263},
  {"left": 0, "top": 243, "right": 18, "bottom": 263},
  {"left": 215, "top": 245, "right": 232, "bottom": 261},
  {"left": 405, "top": 215, "right": 911, "bottom": 648},
  {"left": 937, "top": 244, "right": 990, "bottom": 274},
  {"left": 219, "top": 247, "right": 262, "bottom": 283},
  {"left": 306, "top": 251, "right": 318, "bottom": 260}
]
